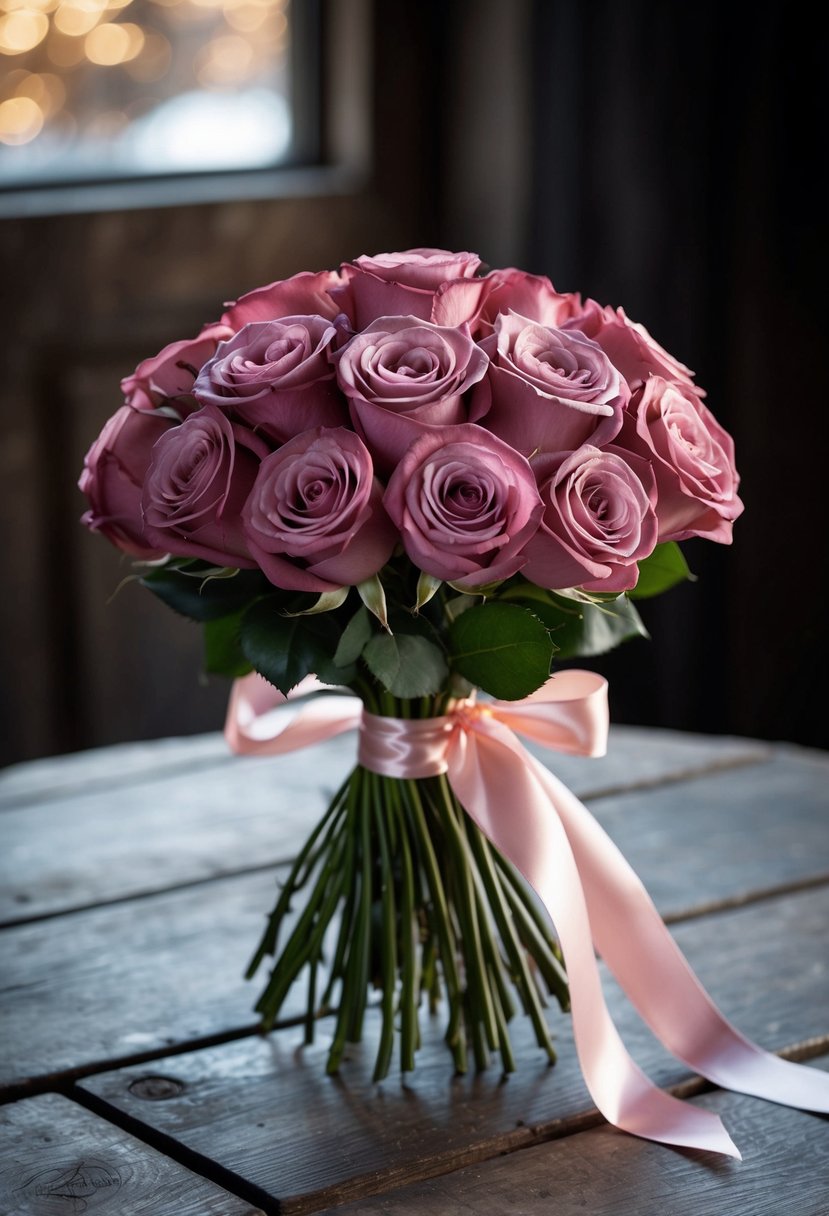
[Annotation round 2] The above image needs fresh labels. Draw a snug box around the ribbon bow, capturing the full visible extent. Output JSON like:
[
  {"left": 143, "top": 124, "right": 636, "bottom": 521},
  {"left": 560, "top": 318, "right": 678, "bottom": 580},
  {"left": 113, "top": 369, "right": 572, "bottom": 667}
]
[{"left": 226, "top": 671, "right": 829, "bottom": 1158}]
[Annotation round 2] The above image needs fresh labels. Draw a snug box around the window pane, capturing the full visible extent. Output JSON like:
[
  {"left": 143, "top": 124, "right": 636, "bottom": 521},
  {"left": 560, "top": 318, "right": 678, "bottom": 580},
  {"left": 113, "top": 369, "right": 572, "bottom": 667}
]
[{"left": 0, "top": 0, "right": 293, "bottom": 184}]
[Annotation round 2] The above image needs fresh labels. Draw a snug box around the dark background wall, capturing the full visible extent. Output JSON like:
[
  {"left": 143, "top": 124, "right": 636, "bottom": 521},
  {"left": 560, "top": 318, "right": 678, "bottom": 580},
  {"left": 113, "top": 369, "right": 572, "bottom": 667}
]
[{"left": 1, "top": 0, "right": 825, "bottom": 765}]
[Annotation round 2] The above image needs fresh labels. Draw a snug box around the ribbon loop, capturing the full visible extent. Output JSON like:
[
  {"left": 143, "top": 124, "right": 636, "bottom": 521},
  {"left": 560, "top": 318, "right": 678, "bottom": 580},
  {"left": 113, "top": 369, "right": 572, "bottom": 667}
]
[{"left": 225, "top": 671, "right": 829, "bottom": 1158}]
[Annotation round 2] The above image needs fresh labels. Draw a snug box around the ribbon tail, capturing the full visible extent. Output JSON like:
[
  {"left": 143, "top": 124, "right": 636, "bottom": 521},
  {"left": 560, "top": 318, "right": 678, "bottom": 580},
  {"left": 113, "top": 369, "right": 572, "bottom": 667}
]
[
  {"left": 225, "top": 672, "right": 362, "bottom": 756},
  {"left": 534, "top": 757, "right": 829, "bottom": 1115},
  {"left": 446, "top": 720, "right": 741, "bottom": 1158}
]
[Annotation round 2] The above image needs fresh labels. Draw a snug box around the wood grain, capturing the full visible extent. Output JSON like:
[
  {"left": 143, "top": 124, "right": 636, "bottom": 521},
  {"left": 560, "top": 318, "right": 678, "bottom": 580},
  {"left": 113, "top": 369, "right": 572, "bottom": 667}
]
[
  {"left": 2, "top": 750, "right": 824, "bottom": 1092},
  {"left": 77, "top": 887, "right": 829, "bottom": 1214},
  {"left": 315, "top": 1058, "right": 829, "bottom": 1216},
  {"left": 0, "top": 1092, "right": 265, "bottom": 1216},
  {"left": 0, "top": 727, "right": 769, "bottom": 923}
]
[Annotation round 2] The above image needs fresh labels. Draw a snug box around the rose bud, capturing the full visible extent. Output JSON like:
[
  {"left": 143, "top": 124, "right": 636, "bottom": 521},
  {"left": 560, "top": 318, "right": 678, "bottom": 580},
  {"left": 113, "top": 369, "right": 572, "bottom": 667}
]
[
  {"left": 335, "top": 315, "right": 489, "bottom": 470},
  {"left": 522, "top": 445, "right": 659, "bottom": 593},
  {"left": 470, "top": 313, "right": 627, "bottom": 455},
  {"left": 79, "top": 405, "right": 174, "bottom": 557},
  {"left": 333, "top": 248, "right": 482, "bottom": 329},
  {"left": 618, "top": 376, "right": 743, "bottom": 543},
  {"left": 121, "top": 322, "right": 232, "bottom": 414},
  {"left": 142, "top": 405, "right": 269, "bottom": 567},
  {"left": 221, "top": 268, "right": 344, "bottom": 329},
  {"left": 242, "top": 427, "right": 397, "bottom": 593},
  {"left": 193, "top": 317, "right": 347, "bottom": 442},
  {"left": 383, "top": 423, "right": 543, "bottom": 591}
]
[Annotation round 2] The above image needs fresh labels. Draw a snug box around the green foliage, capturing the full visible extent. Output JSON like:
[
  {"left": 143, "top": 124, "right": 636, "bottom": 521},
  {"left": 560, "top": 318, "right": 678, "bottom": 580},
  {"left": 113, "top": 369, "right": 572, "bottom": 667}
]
[
  {"left": 510, "top": 589, "right": 649, "bottom": 658},
  {"left": 203, "top": 612, "right": 252, "bottom": 678},
  {"left": 630, "top": 542, "right": 694, "bottom": 599},
  {"left": 239, "top": 598, "right": 356, "bottom": 693},
  {"left": 363, "top": 632, "right": 449, "bottom": 698},
  {"left": 448, "top": 602, "right": 555, "bottom": 700},
  {"left": 141, "top": 562, "right": 269, "bottom": 622}
]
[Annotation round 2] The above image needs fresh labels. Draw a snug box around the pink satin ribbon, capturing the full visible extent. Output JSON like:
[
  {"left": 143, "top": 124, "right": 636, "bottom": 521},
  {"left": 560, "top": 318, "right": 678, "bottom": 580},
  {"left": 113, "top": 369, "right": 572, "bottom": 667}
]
[{"left": 225, "top": 672, "right": 829, "bottom": 1158}]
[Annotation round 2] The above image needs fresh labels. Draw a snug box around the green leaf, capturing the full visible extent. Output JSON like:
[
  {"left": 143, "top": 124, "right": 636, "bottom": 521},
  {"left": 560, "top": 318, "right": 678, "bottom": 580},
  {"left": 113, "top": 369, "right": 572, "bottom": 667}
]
[
  {"left": 448, "top": 602, "right": 554, "bottom": 699},
  {"left": 204, "top": 612, "right": 253, "bottom": 678},
  {"left": 517, "top": 592, "right": 649, "bottom": 658},
  {"left": 334, "top": 605, "right": 373, "bottom": 666},
  {"left": 363, "top": 633, "right": 448, "bottom": 698},
  {"left": 629, "top": 542, "right": 694, "bottom": 600},
  {"left": 240, "top": 598, "right": 355, "bottom": 694},
  {"left": 141, "top": 563, "right": 269, "bottom": 622}
]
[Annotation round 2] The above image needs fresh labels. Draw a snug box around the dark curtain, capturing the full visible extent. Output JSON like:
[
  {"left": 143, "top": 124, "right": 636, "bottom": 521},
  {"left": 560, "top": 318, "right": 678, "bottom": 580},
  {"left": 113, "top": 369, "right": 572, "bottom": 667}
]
[{"left": 518, "top": 1, "right": 827, "bottom": 748}]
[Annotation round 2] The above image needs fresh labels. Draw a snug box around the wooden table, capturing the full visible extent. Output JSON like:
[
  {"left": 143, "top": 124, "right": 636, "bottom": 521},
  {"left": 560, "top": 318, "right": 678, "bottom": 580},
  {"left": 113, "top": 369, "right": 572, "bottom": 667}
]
[{"left": 1, "top": 724, "right": 828, "bottom": 1214}]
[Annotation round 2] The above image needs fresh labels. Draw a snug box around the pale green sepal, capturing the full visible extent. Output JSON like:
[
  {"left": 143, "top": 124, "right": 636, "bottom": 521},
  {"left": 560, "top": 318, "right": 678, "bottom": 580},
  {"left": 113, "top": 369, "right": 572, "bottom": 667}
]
[
  {"left": 283, "top": 588, "right": 349, "bottom": 617},
  {"left": 357, "top": 574, "right": 390, "bottom": 631},
  {"left": 415, "top": 571, "right": 442, "bottom": 612}
]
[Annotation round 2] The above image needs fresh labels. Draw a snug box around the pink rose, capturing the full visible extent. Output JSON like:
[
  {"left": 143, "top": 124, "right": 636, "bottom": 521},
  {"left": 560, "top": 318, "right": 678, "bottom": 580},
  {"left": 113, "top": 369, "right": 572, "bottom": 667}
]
[
  {"left": 474, "top": 268, "right": 582, "bottom": 335},
  {"left": 121, "top": 322, "right": 232, "bottom": 413},
  {"left": 221, "top": 269, "right": 344, "bottom": 329},
  {"left": 243, "top": 428, "right": 396, "bottom": 593},
  {"left": 619, "top": 377, "right": 743, "bottom": 543},
  {"left": 564, "top": 302, "right": 698, "bottom": 393},
  {"left": 470, "top": 313, "right": 626, "bottom": 455},
  {"left": 142, "top": 405, "right": 269, "bottom": 567},
  {"left": 333, "top": 248, "right": 482, "bottom": 329},
  {"left": 79, "top": 405, "right": 174, "bottom": 557},
  {"left": 383, "top": 424, "right": 543, "bottom": 590},
  {"left": 335, "top": 315, "right": 489, "bottom": 470},
  {"left": 193, "top": 317, "right": 347, "bottom": 442},
  {"left": 522, "top": 446, "right": 659, "bottom": 593}
]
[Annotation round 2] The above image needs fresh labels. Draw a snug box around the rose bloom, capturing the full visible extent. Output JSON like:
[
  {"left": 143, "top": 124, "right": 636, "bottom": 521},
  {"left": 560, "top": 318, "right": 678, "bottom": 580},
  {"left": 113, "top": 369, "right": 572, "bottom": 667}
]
[
  {"left": 522, "top": 445, "right": 659, "bottom": 593},
  {"left": 383, "top": 424, "right": 543, "bottom": 590},
  {"left": 221, "top": 268, "right": 344, "bottom": 329},
  {"left": 335, "top": 315, "right": 489, "bottom": 469},
  {"left": 142, "top": 405, "right": 269, "bottom": 567},
  {"left": 333, "top": 248, "right": 482, "bottom": 329},
  {"left": 619, "top": 376, "right": 743, "bottom": 543},
  {"left": 121, "top": 322, "right": 232, "bottom": 413},
  {"left": 193, "top": 317, "right": 347, "bottom": 442},
  {"left": 474, "top": 268, "right": 582, "bottom": 335},
  {"left": 243, "top": 428, "right": 396, "bottom": 592},
  {"left": 79, "top": 405, "right": 175, "bottom": 557},
  {"left": 470, "top": 312, "right": 626, "bottom": 455},
  {"left": 563, "top": 302, "right": 698, "bottom": 394}
]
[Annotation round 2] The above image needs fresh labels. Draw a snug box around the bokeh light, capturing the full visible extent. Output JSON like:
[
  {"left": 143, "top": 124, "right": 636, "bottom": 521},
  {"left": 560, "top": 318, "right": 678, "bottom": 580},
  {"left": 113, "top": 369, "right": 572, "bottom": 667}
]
[{"left": 0, "top": 0, "right": 292, "bottom": 184}]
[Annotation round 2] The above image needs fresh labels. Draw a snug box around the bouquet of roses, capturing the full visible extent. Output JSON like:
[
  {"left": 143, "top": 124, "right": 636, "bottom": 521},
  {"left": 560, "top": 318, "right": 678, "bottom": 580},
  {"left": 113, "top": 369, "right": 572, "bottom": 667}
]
[{"left": 79, "top": 248, "right": 743, "bottom": 1088}]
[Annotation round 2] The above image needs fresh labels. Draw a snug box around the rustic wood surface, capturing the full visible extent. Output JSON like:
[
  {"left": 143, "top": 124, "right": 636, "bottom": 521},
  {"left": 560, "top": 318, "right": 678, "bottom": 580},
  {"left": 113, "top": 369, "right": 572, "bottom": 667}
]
[
  {"left": 76, "top": 887, "right": 829, "bottom": 1214},
  {"left": 1, "top": 726, "right": 826, "bottom": 1215},
  {"left": 314, "top": 1057, "right": 829, "bottom": 1216},
  {"left": 0, "top": 1092, "right": 265, "bottom": 1215}
]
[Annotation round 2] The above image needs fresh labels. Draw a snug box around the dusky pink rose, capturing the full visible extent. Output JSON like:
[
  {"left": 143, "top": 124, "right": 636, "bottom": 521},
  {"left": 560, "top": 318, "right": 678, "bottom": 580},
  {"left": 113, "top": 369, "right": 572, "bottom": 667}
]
[
  {"left": 221, "top": 269, "right": 344, "bottom": 329},
  {"left": 121, "top": 322, "right": 232, "bottom": 414},
  {"left": 335, "top": 315, "right": 489, "bottom": 470},
  {"left": 383, "top": 424, "right": 543, "bottom": 590},
  {"left": 473, "top": 268, "right": 583, "bottom": 336},
  {"left": 619, "top": 376, "right": 743, "bottom": 543},
  {"left": 564, "top": 302, "right": 698, "bottom": 394},
  {"left": 333, "top": 248, "right": 482, "bottom": 329},
  {"left": 193, "top": 316, "right": 347, "bottom": 442},
  {"left": 243, "top": 428, "right": 396, "bottom": 593},
  {"left": 79, "top": 405, "right": 174, "bottom": 557},
  {"left": 522, "top": 445, "right": 659, "bottom": 593},
  {"left": 142, "top": 405, "right": 269, "bottom": 567},
  {"left": 470, "top": 312, "right": 627, "bottom": 456}
]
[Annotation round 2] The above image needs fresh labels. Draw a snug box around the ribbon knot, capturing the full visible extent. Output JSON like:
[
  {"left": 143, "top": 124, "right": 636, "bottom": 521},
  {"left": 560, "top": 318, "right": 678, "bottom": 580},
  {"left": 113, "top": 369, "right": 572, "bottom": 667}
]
[{"left": 225, "top": 671, "right": 829, "bottom": 1160}]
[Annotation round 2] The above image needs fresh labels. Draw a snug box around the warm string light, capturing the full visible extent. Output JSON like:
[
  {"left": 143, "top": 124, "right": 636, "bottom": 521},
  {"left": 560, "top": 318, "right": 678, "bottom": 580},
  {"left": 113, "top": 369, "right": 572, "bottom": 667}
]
[{"left": 0, "top": 0, "right": 290, "bottom": 160}]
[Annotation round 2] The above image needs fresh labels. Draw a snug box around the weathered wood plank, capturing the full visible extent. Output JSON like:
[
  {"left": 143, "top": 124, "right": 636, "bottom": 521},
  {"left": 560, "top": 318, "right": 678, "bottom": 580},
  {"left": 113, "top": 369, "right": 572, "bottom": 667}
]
[
  {"left": 0, "top": 1092, "right": 265, "bottom": 1216},
  {"left": 0, "top": 727, "right": 770, "bottom": 923},
  {"left": 2, "top": 765, "right": 825, "bottom": 1094},
  {"left": 77, "top": 887, "right": 829, "bottom": 1214},
  {"left": 315, "top": 1058, "right": 829, "bottom": 1216}
]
